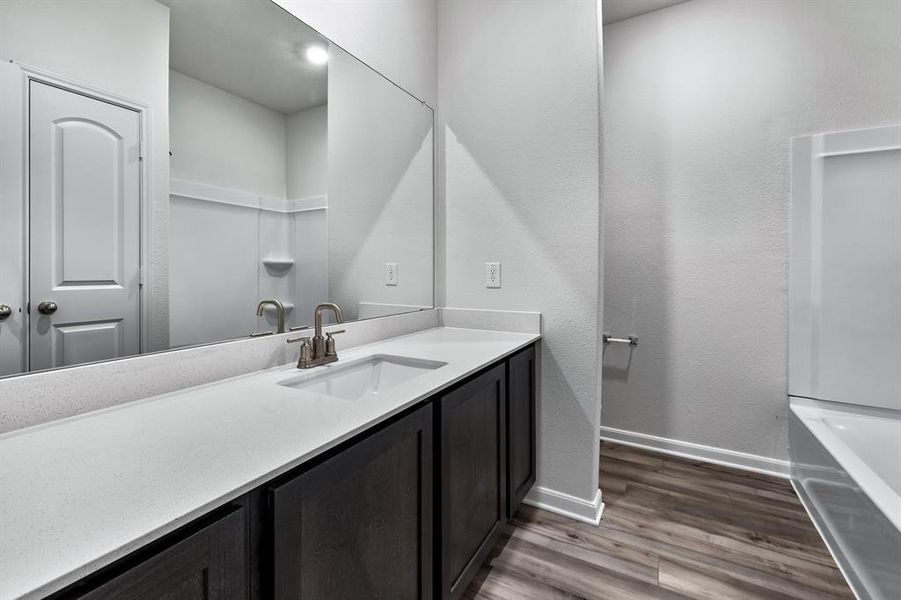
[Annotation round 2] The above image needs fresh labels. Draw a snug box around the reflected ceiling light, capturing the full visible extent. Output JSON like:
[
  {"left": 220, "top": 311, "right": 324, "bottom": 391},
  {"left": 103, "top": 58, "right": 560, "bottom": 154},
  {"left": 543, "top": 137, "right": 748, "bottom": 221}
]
[{"left": 305, "top": 45, "right": 328, "bottom": 66}]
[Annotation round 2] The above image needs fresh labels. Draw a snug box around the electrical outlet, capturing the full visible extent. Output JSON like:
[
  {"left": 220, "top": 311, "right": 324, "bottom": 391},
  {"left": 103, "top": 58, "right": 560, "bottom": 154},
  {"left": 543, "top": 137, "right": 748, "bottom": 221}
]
[
  {"left": 485, "top": 262, "right": 501, "bottom": 288},
  {"left": 385, "top": 262, "right": 398, "bottom": 286}
]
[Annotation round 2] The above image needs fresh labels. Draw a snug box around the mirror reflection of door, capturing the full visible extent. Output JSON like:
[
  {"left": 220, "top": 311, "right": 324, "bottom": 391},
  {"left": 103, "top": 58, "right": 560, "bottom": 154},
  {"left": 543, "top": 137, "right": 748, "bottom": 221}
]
[
  {"left": 0, "top": 0, "right": 434, "bottom": 378},
  {"left": 28, "top": 81, "right": 142, "bottom": 371}
]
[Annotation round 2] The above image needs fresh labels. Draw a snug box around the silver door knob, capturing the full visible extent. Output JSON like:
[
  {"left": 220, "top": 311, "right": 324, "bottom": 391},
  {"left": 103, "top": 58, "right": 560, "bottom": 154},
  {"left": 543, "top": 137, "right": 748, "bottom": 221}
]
[
  {"left": 0, "top": 304, "right": 11, "bottom": 321},
  {"left": 37, "top": 301, "right": 58, "bottom": 315}
]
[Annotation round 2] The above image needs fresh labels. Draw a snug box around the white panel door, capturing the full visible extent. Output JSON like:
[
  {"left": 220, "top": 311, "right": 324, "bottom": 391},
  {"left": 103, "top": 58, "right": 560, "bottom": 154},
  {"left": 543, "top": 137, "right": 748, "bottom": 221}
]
[
  {"left": 790, "top": 125, "right": 901, "bottom": 410},
  {"left": 29, "top": 81, "right": 142, "bottom": 371}
]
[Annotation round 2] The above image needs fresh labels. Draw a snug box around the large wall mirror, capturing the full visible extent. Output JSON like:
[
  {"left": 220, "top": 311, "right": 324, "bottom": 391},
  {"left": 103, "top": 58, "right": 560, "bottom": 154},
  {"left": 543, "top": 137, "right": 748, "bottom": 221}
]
[{"left": 0, "top": 0, "right": 434, "bottom": 377}]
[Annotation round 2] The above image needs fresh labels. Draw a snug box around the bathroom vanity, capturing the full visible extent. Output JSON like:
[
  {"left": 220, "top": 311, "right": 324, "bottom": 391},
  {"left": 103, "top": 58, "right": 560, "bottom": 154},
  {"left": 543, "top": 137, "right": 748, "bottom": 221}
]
[
  {"left": 0, "top": 327, "right": 538, "bottom": 600},
  {"left": 0, "top": 2, "right": 535, "bottom": 598}
]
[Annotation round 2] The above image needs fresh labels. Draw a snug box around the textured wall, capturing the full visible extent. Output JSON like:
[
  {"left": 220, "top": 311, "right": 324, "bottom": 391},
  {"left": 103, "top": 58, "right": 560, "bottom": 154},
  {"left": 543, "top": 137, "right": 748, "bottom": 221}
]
[
  {"left": 439, "top": 0, "right": 603, "bottom": 504},
  {"left": 270, "top": 0, "right": 438, "bottom": 322},
  {"left": 327, "top": 46, "right": 434, "bottom": 321},
  {"left": 602, "top": 0, "right": 901, "bottom": 461}
]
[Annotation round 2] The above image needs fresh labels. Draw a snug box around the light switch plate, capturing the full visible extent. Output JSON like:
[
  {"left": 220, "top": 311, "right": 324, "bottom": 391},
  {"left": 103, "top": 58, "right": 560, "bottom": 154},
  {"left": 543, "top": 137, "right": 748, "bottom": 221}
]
[
  {"left": 386, "top": 262, "right": 398, "bottom": 286},
  {"left": 485, "top": 262, "right": 501, "bottom": 288}
]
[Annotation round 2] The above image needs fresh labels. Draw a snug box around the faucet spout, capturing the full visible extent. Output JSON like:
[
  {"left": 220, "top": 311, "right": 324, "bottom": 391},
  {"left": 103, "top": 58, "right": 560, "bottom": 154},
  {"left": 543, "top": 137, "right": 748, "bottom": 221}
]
[
  {"left": 312, "top": 302, "right": 344, "bottom": 359},
  {"left": 256, "top": 299, "right": 286, "bottom": 334},
  {"left": 314, "top": 302, "right": 344, "bottom": 333}
]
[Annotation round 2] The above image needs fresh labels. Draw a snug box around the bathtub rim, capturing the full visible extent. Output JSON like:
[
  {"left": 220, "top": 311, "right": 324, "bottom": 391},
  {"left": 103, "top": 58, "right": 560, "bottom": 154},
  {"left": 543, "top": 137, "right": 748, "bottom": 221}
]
[{"left": 789, "top": 395, "right": 901, "bottom": 533}]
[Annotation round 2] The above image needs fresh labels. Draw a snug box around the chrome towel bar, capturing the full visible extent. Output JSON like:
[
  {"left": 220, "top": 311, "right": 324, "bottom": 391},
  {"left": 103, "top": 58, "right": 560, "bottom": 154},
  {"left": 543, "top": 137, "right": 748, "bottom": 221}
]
[{"left": 603, "top": 334, "right": 638, "bottom": 346}]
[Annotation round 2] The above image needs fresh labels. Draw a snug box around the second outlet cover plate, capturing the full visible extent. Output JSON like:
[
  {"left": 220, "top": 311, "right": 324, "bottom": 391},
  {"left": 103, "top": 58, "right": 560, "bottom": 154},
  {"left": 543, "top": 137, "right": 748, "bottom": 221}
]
[
  {"left": 386, "top": 262, "right": 398, "bottom": 286},
  {"left": 485, "top": 262, "right": 501, "bottom": 288}
]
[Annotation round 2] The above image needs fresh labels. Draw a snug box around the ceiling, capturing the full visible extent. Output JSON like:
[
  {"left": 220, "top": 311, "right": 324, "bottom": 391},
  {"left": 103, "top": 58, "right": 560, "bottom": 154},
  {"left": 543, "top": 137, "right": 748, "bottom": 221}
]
[
  {"left": 602, "top": 0, "right": 688, "bottom": 25},
  {"left": 160, "top": 0, "right": 328, "bottom": 115},
  {"left": 159, "top": 0, "right": 686, "bottom": 113}
]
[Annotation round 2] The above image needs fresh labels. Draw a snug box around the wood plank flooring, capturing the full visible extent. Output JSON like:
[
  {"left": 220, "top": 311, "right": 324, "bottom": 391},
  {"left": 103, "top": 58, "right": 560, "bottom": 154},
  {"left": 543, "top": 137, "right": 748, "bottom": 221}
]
[{"left": 464, "top": 442, "right": 853, "bottom": 599}]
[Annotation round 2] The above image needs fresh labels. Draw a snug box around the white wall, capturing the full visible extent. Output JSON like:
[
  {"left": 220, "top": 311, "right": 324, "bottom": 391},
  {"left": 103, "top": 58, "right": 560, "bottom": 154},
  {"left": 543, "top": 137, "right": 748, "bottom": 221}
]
[
  {"left": 790, "top": 126, "right": 901, "bottom": 412},
  {"left": 602, "top": 0, "right": 901, "bottom": 462},
  {"left": 439, "top": 0, "right": 604, "bottom": 510},
  {"left": 168, "top": 71, "right": 332, "bottom": 341},
  {"left": 170, "top": 70, "right": 287, "bottom": 200},
  {"left": 169, "top": 198, "right": 259, "bottom": 347},
  {"left": 286, "top": 105, "right": 328, "bottom": 326},
  {"left": 286, "top": 104, "right": 327, "bottom": 201},
  {"left": 272, "top": 0, "right": 437, "bottom": 106},
  {"left": 328, "top": 46, "right": 434, "bottom": 322},
  {"left": 252, "top": 0, "right": 440, "bottom": 327},
  {"left": 0, "top": 0, "right": 171, "bottom": 353},
  {"left": 168, "top": 70, "right": 289, "bottom": 345},
  {"left": 293, "top": 209, "right": 328, "bottom": 328}
]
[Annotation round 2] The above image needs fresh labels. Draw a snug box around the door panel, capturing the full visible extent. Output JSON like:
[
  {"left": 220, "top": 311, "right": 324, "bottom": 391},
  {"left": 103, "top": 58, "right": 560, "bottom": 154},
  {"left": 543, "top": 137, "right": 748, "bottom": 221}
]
[
  {"left": 439, "top": 364, "right": 506, "bottom": 600},
  {"left": 271, "top": 404, "right": 433, "bottom": 600},
  {"left": 507, "top": 345, "right": 536, "bottom": 517},
  {"left": 75, "top": 507, "right": 247, "bottom": 600},
  {"left": 29, "top": 81, "right": 141, "bottom": 371},
  {"left": 52, "top": 320, "right": 125, "bottom": 367},
  {"left": 55, "top": 119, "right": 127, "bottom": 285}
]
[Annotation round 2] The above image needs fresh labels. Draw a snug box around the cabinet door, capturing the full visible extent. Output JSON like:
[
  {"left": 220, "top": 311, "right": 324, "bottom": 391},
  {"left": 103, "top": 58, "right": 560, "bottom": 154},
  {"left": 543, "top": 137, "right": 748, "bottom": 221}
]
[
  {"left": 439, "top": 364, "right": 506, "bottom": 600},
  {"left": 271, "top": 404, "right": 433, "bottom": 600},
  {"left": 74, "top": 507, "right": 247, "bottom": 600},
  {"left": 507, "top": 345, "right": 536, "bottom": 517}
]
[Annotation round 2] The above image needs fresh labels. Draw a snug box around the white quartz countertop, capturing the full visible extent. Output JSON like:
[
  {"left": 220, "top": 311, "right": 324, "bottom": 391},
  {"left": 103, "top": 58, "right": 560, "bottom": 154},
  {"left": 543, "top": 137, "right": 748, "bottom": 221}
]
[{"left": 0, "top": 326, "right": 539, "bottom": 600}]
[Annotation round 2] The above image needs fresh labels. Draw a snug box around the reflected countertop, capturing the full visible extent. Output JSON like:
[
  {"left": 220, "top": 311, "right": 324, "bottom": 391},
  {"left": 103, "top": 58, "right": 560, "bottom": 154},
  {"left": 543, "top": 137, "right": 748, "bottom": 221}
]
[{"left": 0, "top": 326, "right": 540, "bottom": 600}]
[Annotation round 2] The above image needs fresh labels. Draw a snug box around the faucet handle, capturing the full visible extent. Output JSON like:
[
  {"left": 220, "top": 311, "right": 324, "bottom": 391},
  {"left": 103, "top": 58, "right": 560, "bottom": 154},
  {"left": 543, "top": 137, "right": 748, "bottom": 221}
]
[
  {"left": 287, "top": 336, "right": 313, "bottom": 368},
  {"left": 324, "top": 330, "right": 345, "bottom": 357}
]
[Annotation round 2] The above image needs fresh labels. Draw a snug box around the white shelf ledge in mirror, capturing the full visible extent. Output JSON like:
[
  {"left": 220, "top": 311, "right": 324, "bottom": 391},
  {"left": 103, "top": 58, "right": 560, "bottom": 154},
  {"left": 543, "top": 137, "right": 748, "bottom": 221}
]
[
  {"left": 262, "top": 257, "right": 295, "bottom": 271},
  {"left": 170, "top": 179, "right": 327, "bottom": 214}
]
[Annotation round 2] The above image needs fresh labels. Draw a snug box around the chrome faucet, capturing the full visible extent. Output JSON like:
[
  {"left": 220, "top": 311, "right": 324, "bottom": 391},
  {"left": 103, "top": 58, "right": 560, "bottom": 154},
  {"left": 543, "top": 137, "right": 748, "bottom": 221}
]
[
  {"left": 256, "top": 299, "right": 286, "bottom": 334},
  {"left": 287, "top": 302, "right": 345, "bottom": 369}
]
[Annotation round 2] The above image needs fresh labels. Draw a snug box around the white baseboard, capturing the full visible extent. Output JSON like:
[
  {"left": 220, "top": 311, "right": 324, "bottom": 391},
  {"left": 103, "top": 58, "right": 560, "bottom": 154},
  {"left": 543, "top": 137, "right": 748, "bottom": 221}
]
[
  {"left": 599, "top": 426, "right": 791, "bottom": 479},
  {"left": 523, "top": 486, "right": 604, "bottom": 526}
]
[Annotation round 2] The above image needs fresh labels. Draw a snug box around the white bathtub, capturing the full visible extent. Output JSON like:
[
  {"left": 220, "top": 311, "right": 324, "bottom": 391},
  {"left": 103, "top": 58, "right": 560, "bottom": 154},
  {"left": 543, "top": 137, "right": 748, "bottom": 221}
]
[{"left": 790, "top": 396, "right": 901, "bottom": 600}]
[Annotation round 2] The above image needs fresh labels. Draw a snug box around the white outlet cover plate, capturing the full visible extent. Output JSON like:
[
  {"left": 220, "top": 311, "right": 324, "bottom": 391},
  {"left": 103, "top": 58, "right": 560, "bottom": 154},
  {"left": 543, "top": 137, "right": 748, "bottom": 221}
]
[
  {"left": 386, "top": 262, "right": 398, "bottom": 286},
  {"left": 485, "top": 262, "right": 501, "bottom": 288}
]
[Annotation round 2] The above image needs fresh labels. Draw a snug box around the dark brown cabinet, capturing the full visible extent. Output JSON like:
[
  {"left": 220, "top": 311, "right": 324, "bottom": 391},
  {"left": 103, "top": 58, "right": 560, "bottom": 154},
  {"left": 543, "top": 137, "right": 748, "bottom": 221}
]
[
  {"left": 270, "top": 404, "right": 433, "bottom": 600},
  {"left": 437, "top": 364, "right": 506, "bottom": 600},
  {"left": 506, "top": 345, "right": 536, "bottom": 517},
  {"left": 68, "top": 507, "right": 247, "bottom": 600},
  {"left": 54, "top": 344, "right": 538, "bottom": 600}
]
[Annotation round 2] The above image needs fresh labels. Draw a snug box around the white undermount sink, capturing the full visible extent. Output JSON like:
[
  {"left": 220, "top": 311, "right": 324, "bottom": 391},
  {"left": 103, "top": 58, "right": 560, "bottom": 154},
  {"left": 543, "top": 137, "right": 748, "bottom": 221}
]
[{"left": 277, "top": 354, "right": 447, "bottom": 401}]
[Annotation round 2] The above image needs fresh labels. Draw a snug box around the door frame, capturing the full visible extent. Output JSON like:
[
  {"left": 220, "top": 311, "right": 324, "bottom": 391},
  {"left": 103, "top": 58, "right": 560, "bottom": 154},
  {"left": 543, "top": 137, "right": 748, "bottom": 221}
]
[{"left": 0, "top": 60, "right": 153, "bottom": 372}]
